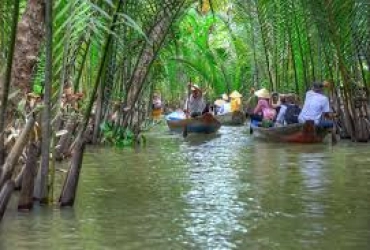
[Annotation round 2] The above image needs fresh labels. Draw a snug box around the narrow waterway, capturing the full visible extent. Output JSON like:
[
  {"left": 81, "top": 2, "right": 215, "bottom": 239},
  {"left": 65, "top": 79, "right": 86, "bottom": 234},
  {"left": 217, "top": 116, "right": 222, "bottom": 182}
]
[{"left": 1, "top": 125, "right": 370, "bottom": 250}]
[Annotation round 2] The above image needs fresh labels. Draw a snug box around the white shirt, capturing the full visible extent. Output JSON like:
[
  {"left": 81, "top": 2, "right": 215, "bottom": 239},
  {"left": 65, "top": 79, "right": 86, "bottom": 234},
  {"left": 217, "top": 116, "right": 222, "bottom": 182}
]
[
  {"left": 219, "top": 102, "right": 231, "bottom": 114},
  {"left": 184, "top": 95, "right": 206, "bottom": 113},
  {"left": 298, "top": 90, "right": 330, "bottom": 124},
  {"left": 276, "top": 104, "right": 287, "bottom": 124}
]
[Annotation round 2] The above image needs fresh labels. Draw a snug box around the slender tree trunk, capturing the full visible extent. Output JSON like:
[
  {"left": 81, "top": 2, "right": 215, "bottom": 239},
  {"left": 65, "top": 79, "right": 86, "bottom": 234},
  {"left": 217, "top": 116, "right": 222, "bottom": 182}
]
[
  {"left": 324, "top": 0, "right": 357, "bottom": 140},
  {"left": 0, "top": 0, "right": 20, "bottom": 166},
  {"left": 37, "top": 0, "right": 53, "bottom": 204},
  {"left": 74, "top": 39, "right": 91, "bottom": 92},
  {"left": 255, "top": 2, "right": 273, "bottom": 90},
  {"left": 124, "top": 2, "right": 186, "bottom": 126},
  {"left": 59, "top": 138, "right": 85, "bottom": 207},
  {"left": 288, "top": 29, "right": 299, "bottom": 94},
  {"left": 292, "top": 0, "right": 308, "bottom": 91},
  {"left": 247, "top": 3, "right": 258, "bottom": 88},
  {"left": 18, "top": 143, "right": 38, "bottom": 210},
  {"left": 77, "top": 0, "right": 124, "bottom": 141},
  {"left": 0, "top": 180, "right": 15, "bottom": 222},
  {"left": 302, "top": 8, "right": 315, "bottom": 81}
]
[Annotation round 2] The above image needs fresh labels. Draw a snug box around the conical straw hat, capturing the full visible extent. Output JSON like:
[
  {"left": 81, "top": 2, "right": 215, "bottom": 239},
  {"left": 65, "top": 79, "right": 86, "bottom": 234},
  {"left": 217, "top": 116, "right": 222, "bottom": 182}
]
[
  {"left": 229, "top": 90, "right": 242, "bottom": 98},
  {"left": 254, "top": 88, "right": 270, "bottom": 99},
  {"left": 191, "top": 84, "right": 202, "bottom": 92}
]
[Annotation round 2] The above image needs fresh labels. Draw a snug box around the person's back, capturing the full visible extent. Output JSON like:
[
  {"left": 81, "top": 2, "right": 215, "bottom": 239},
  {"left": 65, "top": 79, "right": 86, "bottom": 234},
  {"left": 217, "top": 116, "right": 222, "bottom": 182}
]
[
  {"left": 298, "top": 90, "right": 330, "bottom": 124},
  {"left": 230, "top": 98, "right": 241, "bottom": 112},
  {"left": 220, "top": 102, "right": 231, "bottom": 114},
  {"left": 284, "top": 103, "right": 301, "bottom": 124}
]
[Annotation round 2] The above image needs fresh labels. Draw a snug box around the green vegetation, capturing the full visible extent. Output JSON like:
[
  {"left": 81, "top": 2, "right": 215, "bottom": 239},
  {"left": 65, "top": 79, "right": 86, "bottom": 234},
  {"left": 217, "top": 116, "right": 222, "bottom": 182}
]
[{"left": 0, "top": 0, "right": 368, "bottom": 217}]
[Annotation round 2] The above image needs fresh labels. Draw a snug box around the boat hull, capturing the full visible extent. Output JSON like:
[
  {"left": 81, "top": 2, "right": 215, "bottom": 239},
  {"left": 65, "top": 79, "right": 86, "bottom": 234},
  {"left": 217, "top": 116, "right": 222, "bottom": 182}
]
[
  {"left": 215, "top": 111, "right": 246, "bottom": 126},
  {"left": 166, "top": 113, "right": 221, "bottom": 134},
  {"left": 250, "top": 120, "right": 329, "bottom": 143}
]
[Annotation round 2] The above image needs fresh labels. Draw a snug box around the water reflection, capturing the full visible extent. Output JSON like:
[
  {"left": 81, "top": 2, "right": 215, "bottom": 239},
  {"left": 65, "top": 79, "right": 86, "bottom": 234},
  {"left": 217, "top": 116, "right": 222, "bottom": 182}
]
[
  {"left": 1, "top": 125, "right": 370, "bottom": 250},
  {"left": 181, "top": 127, "right": 248, "bottom": 249}
]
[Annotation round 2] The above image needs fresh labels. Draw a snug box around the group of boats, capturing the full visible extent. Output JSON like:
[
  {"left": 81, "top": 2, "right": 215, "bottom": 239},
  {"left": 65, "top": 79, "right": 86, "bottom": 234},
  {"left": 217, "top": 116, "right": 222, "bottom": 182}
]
[{"left": 165, "top": 111, "right": 330, "bottom": 144}]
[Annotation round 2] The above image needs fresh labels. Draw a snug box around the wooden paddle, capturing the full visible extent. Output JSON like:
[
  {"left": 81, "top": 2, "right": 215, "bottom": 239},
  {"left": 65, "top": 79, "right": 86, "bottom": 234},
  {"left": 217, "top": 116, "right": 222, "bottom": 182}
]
[
  {"left": 326, "top": 81, "right": 338, "bottom": 145},
  {"left": 245, "top": 88, "right": 256, "bottom": 134},
  {"left": 183, "top": 79, "right": 192, "bottom": 138}
]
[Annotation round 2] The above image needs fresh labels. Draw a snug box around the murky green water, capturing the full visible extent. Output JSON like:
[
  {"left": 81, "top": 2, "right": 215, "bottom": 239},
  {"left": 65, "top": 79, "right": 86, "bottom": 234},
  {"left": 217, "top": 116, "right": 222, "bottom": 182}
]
[{"left": 1, "top": 125, "right": 370, "bottom": 250}]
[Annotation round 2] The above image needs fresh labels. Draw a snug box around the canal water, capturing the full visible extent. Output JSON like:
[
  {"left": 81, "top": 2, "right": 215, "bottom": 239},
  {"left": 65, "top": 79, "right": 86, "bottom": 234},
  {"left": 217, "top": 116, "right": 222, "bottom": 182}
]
[{"left": 1, "top": 125, "right": 370, "bottom": 249}]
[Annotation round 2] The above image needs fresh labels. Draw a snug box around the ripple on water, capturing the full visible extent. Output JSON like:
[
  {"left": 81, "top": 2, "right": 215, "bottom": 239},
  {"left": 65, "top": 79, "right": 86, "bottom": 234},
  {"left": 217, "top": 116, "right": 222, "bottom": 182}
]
[{"left": 1, "top": 125, "right": 370, "bottom": 250}]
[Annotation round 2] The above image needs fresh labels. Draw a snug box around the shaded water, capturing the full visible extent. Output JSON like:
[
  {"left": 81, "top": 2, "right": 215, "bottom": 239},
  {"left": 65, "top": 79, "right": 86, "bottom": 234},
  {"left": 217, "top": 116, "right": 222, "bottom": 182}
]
[{"left": 1, "top": 125, "right": 370, "bottom": 249}]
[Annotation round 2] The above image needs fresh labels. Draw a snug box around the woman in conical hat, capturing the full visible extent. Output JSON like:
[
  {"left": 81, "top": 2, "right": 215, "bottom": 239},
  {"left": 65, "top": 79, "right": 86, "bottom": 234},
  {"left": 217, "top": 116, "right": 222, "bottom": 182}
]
[
  {"left": 229, "top": 90, "right": 243, "bottom": 98},
  {"left": 254, "top": 88, "right": 270, "bottom": 99},
  {"left": 251, "top": 88, "right": 276, "bottom": 124},
  {"left": 229, "top": 90, "right": 242, "bottom": 112}
]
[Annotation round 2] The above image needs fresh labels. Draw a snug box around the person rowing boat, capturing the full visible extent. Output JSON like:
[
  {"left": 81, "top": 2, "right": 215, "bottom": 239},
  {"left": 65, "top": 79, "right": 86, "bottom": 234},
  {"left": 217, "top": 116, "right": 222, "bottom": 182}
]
[
  {"left": 298, "top": 81, "right": 333, "bottom": 128},
  {"left": 184, "top": 83, "right": 206, "bottom": 118}
]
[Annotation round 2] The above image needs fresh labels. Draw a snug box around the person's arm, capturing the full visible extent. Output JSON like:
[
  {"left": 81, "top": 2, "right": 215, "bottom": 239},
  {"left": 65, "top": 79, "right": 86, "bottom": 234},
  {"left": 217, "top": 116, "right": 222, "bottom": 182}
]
[
  {"left": 253, "top": 100, "right": 264, "bottom": 114},
  {"left": 183, "top": 98, "right": 188, "bottom": 112}
]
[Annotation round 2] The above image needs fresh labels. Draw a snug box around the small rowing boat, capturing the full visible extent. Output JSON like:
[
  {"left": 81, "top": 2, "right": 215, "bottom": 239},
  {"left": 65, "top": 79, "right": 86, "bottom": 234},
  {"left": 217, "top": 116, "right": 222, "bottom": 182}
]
[
  {"left": 166, "top": 112, "right": 221, "bottom": 134},
  {"left": 250, "top": 120, "right": 329, "bottom": 143},
  {"left": 215, "top": 111, "right": 246, "bottom": 126}
]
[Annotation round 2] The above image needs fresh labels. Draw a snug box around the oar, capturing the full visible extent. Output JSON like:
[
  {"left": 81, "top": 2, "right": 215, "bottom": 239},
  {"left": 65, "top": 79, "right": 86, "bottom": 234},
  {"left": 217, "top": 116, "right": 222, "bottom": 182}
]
[
  {"left": 244, "top": 90, "right": 256, "bottom": 134},
  {"left": 183, "top": 79, "right": 192, "bottom": 138},
  {"left": 327, "top": 82, "right": 338, "bottom": 145}
]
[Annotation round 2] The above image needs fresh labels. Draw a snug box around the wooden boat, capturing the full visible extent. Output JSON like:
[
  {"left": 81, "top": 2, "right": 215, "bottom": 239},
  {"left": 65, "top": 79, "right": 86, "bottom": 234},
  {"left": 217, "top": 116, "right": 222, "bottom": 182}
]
[
  {"left": 166, "top": 113, "right": 221, "bottom": 134},
  {"left": 250, "top": 120, "right": 330, "bottom": 143},
  {"left": 215, "top": 111, "right": 246, "bottom": 126}
]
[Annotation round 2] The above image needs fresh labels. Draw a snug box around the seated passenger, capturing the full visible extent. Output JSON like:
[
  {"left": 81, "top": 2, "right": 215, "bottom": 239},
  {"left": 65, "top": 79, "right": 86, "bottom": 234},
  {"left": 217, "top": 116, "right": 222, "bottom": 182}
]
[
  {"left": 270, "top": 92, "right": 281, "bottom": 114},
  {"left": 298, "top": 82, "right": 333, "bottom": 128},
  {"left": 250, "top": 88, "right": 276, "bottom": 126},
  {"left": 229, "top": 90, "right": 243, "bottom": 112},
  {"left": 276, "top": 95, "right": 301, "bottom": 125},
  {"left": 219, "top": 93, "right": 231, "bottom": 114}
]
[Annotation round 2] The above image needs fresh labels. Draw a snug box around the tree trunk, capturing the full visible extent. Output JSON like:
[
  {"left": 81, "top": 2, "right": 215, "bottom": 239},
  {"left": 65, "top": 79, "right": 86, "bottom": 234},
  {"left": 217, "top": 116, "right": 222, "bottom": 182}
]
[
  {"left": 77, "top": 0, "right": 124, "bottom": 140},
  {"left": 18, "top": 143, "right": 38, "bottom": 210},
  {"left": 38, "top": 0, "right": 53, "bottom": 204},
  {"left": 55, "top": 115, "right": 78, "bottom": 161},
  {"left": 0, "top": 112, "right": 37, "bottom": 189},
  {"left": 14, "top": 164, "right": 25, "bottom": 190},
  {"left": 255, "top": 2, "right": 273, "bottom": 90},
  {"left": 124, "top": 3, "right": 186, "bottom": 126},
  {"left": 0, "top": 0, "right": 20, "bottom": 166},
  {"left": 0, "top": 180, "right": 15, "bottom": 222},
  {"left": 59, "top": 138, "right": 85, "bottom": 207},
  {"left": 11, "top": 0, "right": 45, "bottom": 93}
]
